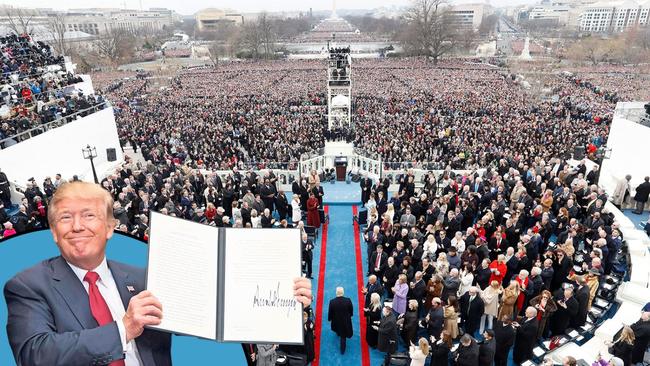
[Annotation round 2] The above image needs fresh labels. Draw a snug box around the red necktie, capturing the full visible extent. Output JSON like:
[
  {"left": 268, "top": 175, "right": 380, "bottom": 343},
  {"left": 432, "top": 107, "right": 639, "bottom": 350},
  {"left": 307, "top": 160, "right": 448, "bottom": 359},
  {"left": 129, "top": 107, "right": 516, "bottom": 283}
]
[
  {"left": 84, "top": 271, "right": 126, "bottom": 366},
  {"left": 375, "top": 253, "right": 381, "bottom": 269}
]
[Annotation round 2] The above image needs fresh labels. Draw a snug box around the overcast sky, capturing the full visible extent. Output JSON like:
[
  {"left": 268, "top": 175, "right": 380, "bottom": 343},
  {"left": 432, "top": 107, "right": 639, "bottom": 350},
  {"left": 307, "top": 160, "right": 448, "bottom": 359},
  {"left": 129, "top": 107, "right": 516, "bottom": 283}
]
[{"left": 2, "top": 0, "right": 416, "bottom": 15}]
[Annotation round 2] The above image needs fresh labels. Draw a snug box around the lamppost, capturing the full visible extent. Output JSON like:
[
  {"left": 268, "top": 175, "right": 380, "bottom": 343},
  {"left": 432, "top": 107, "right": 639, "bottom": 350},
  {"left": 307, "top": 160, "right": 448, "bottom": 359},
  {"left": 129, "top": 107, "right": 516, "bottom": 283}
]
[{"left": 82, "top": 145, "right": 99, "bottom": 184}]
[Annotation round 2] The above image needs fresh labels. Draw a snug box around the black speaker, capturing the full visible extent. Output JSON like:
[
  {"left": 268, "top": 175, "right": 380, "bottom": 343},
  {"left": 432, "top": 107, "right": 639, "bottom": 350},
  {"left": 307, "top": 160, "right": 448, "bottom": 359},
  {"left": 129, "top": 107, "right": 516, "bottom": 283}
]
[
  {"left": 106, "top": 148, "right": 117, "bottom": 162},
  {"left": 644, "top": 102, "right": 650, "bottom": 115},
  {"left": 573, "top": 146, "right": 585, "bottom": 160}
]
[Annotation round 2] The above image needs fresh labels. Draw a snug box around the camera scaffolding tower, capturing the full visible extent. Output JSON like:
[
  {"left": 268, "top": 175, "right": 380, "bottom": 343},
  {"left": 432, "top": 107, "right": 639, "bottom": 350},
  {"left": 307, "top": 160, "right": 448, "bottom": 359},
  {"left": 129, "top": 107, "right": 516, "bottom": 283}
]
[{"left": 326, "top": 43, "right": 352, "bottom": 131}]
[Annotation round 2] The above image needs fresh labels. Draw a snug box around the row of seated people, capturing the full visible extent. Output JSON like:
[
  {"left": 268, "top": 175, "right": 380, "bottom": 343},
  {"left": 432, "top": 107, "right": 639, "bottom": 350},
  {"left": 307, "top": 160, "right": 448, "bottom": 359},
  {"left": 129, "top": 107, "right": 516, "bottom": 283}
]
[
  {"left": 1, "top": 33, "right": 65, "bottom": 85},
  {"left": 0, "top": 92, "right": 107, "bottom": 148},
  {"left": 539, "top": 201, "right": 650, "bottom": 366},
  {"left": 0, "top": 33, "right": 106, "bottom": 148}
]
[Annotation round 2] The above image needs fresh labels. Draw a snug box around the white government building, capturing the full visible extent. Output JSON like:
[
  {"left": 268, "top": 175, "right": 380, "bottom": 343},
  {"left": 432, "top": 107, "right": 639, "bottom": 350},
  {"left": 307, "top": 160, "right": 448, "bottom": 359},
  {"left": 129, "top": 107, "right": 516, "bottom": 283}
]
[{"left": 578, "top": 0, "right": 650, "bottom": 31}]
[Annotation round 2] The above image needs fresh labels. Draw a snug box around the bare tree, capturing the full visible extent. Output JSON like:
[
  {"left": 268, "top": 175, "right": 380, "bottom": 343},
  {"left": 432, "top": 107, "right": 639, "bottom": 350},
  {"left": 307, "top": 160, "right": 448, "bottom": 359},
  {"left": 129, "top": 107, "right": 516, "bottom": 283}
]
[
  {"left": 94, "top": 25, "right": 134, "bottom": 67},
  {"left": 46, "top": 12, "right": 70, "bottom": 56},
  {"left": 4, "top": 7, "right": 36, "bottom": 35},
  {"left": 257, "top": 12, "right": 276, "bottom": 59},
  {"left": 566, "top": 37, "right": 616, "bottom": 65},
  {"left": 241, "top": 22, "right": 262, "bottom": 59},
  {"left": 208, "top": 42, "right": 227, "bottom": 67},
  {"left": 459, "top": 28, "right": 478, "bottom": 52},
  {"left": 401, "top": 0, "right": 458, "bottom": 63}
]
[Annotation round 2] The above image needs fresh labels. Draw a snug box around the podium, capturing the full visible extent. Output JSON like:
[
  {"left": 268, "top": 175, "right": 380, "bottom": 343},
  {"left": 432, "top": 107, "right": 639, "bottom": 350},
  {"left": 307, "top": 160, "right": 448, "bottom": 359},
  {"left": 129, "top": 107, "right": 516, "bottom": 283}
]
[{"left": 335, "top": 156, "right": 347, "bottom": 181}]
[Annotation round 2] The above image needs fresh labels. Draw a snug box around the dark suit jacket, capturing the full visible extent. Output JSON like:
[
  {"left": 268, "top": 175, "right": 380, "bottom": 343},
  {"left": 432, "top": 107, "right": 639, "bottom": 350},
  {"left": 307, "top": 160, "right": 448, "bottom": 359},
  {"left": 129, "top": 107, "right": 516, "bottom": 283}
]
[
  {"left": 478, "top": 338, "right": 496, "bottom": 365},
  {"left": 328, "top": 296, "right": 353, "bottom": 338},
  {"left": 513, "top": 318, "right": 538, "bottom": 363},
  {"left": 364, "top": 281, "right": 384, "bottom": 307},
  {"left": 426, "top": 306, "right": 444, "bottom": 338},
  {"left": 572, "top": 285, "right": 590, "bottom": 327},
  {"left": 4, "top": 256, "right": 171, "bottom": 366},
  {"left": 459, "top": 293, "right": 485, "bottom": 331},
  {"left": 456, "top": 339, "right": 479, "bottom": 366},
  {"left": 634, "top": 181, "right": 650, "bottom": 202},
  {"left": 494, "top": 321, "right": 516, "bottom": 360}
]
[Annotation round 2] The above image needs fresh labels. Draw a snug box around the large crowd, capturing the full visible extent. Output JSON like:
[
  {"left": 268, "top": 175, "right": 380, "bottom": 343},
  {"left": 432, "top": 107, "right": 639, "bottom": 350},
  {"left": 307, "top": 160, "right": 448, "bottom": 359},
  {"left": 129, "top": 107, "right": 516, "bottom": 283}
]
[
  {"left": 353, "top": 160, "right": 650, "bottom": 366},
  {"left": 109, "top": 62, "right": 327, "bottom": 170},
  {"left": 0, "top": 33, "right": 107, "bottom": 147},
  {"left": 351, "top": 58, "right": 613, "bottom": 169},
  {"left": 91, "top": 58, "right": 621, "bottom": 173}
]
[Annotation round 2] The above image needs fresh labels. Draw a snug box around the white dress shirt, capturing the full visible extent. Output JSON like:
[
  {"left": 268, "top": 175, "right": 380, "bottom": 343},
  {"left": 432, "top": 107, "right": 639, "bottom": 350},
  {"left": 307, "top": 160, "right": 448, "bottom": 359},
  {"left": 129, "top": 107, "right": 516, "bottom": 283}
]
[{"left": 67, "top": 257, "right": 143, "bottom": 366}]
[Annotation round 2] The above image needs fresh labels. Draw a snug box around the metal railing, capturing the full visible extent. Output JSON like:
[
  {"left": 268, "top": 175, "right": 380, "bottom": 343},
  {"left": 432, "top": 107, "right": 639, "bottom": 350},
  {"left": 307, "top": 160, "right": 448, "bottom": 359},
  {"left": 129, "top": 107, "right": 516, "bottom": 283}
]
[{"left": 0, "top": 101, "right": 110, "bottom": 148}]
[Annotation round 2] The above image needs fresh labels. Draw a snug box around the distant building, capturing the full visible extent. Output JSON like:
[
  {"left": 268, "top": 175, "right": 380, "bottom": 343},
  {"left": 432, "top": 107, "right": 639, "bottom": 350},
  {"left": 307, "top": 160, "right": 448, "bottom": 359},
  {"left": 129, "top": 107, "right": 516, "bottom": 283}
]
[
  {"left": 447, "top": 3, "right": 493, "bottom": 30},
  {"left": 0, "top": 7, "right": 179, "bottom": 37},
  {"left": 63, "top": 8, "right": 178, "bottom": 35},
  {"left": 579, "top": 0, "right": 650, "bottom": 32},
  {"left": 528, "top": 4, "right": 572, "bottom": 25},
  {"left": 195, "top": 8, "right": 244, "bottom": 31}
]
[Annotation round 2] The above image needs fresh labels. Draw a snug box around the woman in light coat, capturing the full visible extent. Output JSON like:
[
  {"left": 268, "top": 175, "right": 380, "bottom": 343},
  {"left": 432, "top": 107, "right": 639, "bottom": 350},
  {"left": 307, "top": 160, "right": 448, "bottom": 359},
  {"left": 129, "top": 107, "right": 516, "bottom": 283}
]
[
  {"left": 458, "top": 264, "right": 474, "bottom": 297},
  {"left": 408, "top": 337, "right": 430, "bottom": 366},
  {"left": 480, "top": 280, "right": 503, "bottom": 334},
  {"left": 291, "top": 195, "right": 301, "bottom": 223}
]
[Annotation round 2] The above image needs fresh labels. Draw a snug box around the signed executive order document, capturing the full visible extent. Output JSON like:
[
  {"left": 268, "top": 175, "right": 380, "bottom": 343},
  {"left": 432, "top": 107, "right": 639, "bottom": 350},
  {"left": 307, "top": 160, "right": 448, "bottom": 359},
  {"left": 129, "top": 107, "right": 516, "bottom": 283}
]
[{"left": 145, "top": 211, "right": 303, "bottom": 344}]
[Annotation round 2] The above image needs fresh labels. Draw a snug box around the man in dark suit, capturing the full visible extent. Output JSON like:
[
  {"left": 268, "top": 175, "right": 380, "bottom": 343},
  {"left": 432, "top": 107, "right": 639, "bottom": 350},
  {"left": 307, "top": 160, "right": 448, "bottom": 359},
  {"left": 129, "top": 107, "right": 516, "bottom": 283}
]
[
  {"left": 571, "top": 277, "right": 590, "bottom": 328},
  {"left": 425, "top": 297, "right": 444, "bottom": 341},
  {"left": 301, "top": 232, "right": 314, "bottom": 278},
  {"left": 274, "top": 190, "right": 289, "bottom": 221},
  {"left": 377, "top": 305, "right": 399, "bottom": 366},
  {"left": 4, "top": 181, "right": 313, "bottom": 365},
  {"left": 362, "top": 275, "right": 384, "bottom": 307},
  {"left": 633, "top": 176, "right": 650, "bottom": 214},
  {"left": 260, "top": 178, "right": 275, "bottom": 213},
  {"left": 494, "top": 316, "right": 516, "bottom": 366},
  {"left": 328, "top": 287, "right": 354, "bottom": 354},
  {"left": 369, "top": 244, "right": 388, "bottom": 278},
  {"left": 459, "top": 287, "right": 485, "bottom": 337},
  {"left": 455, "top": 334, "right": 479, "bottom": 366},
  {"left": 360, "top": 174, "right": 372, "bottom": 207},
  {"left": 479, "top": 329, "right": 496, "bottom": 366},
  {"left": 513, "top": 307, "right": 539, "bottom": 364},
  {"left": 4, "top": 182, "right": 170, "bottom": 366},
  {"left": 408, "top": 271, "right": 426, "bottom": 313},
  {"left": 550, "top": 286, "right": 579, "bottom": 336}
]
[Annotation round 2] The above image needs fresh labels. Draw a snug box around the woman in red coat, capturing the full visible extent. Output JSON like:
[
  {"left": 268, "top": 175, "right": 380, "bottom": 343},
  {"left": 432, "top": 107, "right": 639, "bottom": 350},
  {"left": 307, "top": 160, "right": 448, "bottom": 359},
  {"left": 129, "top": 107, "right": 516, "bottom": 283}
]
[
  {"left": 489, "top": 255, "right": 507, "bottom": 285},
  {"left": 307, "top": 193, "right": 321, "bottom": 228}
]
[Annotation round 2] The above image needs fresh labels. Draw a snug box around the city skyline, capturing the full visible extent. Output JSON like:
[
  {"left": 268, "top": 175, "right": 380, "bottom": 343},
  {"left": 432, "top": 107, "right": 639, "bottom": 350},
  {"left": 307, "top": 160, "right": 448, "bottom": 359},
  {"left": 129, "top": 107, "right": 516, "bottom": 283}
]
[{"left": 1, "top": 0, "right": 536, "bottom": 16}]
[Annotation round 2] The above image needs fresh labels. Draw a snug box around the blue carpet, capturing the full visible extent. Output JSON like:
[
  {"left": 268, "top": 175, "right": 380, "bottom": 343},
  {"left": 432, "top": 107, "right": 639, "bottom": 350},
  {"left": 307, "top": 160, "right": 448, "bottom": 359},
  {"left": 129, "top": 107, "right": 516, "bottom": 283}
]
[
  {"left": 623, "top": 209, "right": 649, "bottom": 231},
  {"left": 318, "top": 205, "right": 363, "bottom": 366},
  {"left": 323, "top": 182, "right": 361, "bottom": 205}
]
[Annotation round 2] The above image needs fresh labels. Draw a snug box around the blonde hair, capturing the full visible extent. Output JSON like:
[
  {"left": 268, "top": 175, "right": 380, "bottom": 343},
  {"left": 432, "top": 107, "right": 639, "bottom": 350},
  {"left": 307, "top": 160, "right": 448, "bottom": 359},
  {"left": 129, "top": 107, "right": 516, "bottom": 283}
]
[
  {"left": 418, "top": 337, "right": 430, "bottom": 355},
  {"left": 616, "top": 325, "right": 635, "bottom": 345},
  {"left": 370, "top": 293, "right": 381, "bottom": 311},
  {"left": 408, "top": 299, "right": 419, "bottom": 311},
  {"left": 48, "top": 181, "right": 114, "bottom": 226}
]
